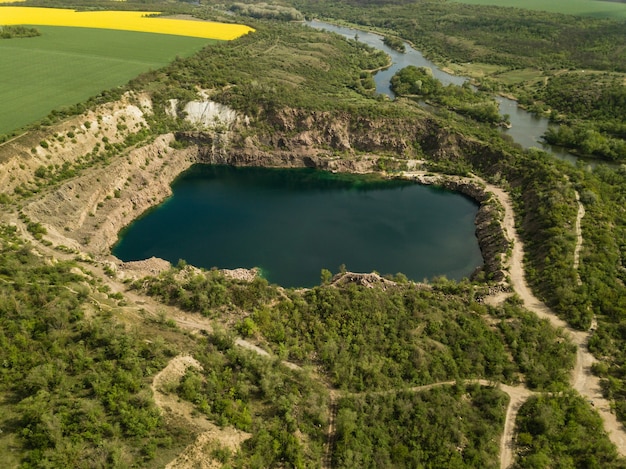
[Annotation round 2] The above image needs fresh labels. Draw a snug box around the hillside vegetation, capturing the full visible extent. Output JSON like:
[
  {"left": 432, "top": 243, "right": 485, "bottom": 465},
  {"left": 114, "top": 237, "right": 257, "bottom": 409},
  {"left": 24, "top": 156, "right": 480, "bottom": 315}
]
[
  {"left": 284, "top": 0, "right": 626, "bottom": 161},
  {"left": 1, "top": 2, "right": 626, "bottom": 468}
]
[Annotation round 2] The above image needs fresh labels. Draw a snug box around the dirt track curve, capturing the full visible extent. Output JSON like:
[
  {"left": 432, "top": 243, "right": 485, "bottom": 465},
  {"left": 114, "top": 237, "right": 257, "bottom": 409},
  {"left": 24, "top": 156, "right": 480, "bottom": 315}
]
[
  {"left": 318, "top": 377, "right": 534, "bottom": 469},
  {"left": 398, "top": 170, "right": 626, "bottom": 464},
  {"left": 484, "top": 182, "right": 626, "bottom": 457}
]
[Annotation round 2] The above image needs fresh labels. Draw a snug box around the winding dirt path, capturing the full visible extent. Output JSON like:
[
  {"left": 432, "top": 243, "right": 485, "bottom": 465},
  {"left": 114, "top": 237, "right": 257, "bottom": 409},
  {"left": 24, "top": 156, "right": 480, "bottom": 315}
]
[
  {"left": 399, "top": 170, "right": 626, "bottom": 462},
  {"left": 498, "top": 384, "right": 535, "bottom": 469},
  {"left": 152, "top": 355, "right": 251, "bottom": 469},
  {"left": 573, "top": 190, "right": 585, "bottom": 283},
  {"left": 319, "top": 378, "right": 534, "bottom": 469},
  {"left": 0, "top": 132, "right": 27, "bottom": 148},
  {"left": 322, "top": 391, "right": 339, "bottom": 469},
  {"left": 484, "top": 182, "right": 626, "bottom": 457}
]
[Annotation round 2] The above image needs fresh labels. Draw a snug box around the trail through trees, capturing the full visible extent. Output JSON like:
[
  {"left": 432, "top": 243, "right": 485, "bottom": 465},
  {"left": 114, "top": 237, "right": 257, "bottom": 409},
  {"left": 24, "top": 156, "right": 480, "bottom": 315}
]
[{"left": 484, "top": 181, "right": 626, "bottom": 457}]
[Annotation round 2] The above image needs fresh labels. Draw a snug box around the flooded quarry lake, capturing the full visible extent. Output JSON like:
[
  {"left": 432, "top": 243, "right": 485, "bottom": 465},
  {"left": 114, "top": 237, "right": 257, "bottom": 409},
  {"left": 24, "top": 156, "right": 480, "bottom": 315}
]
[{"left": 113, "top": 165, "right": 483, "bottom": 287}]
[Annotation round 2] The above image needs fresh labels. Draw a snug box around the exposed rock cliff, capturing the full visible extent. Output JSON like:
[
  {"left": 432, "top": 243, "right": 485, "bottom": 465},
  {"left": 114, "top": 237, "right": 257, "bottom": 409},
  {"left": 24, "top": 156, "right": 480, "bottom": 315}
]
[
  {"left": 22, "top": 133, "right": 198, "bottom": 254},
  {"left": 0, "top": 91, "right": 152, "bottom": 197},
  {"left": 4, "top": 94, "right": 511, "bottom": 284},
  {"left": 473, "top": 203, "right": 508, "bottom": 281}
]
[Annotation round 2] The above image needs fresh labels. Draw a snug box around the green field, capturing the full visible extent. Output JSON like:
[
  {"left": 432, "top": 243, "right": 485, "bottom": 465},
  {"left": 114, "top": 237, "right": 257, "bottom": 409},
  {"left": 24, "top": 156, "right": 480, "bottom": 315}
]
[
  {"left": 451, "top": 0, "right": 626, "bottom": 18},
  {"left": 0, "top": 26, "right": 214, "bottom": 136}
]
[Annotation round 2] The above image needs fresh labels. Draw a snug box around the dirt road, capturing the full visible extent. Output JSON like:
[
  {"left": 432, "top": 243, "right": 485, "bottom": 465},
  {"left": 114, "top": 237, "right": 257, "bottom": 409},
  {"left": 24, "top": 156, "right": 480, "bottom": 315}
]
[
  {"left": 485, "top": 182, "right": 626, "bottom": 456},
  {"left": 400, "top": 170, "right": 626, "bottom": 461},
  {"left": 573, "top": 190, "right": 585, "bottom": 282}
]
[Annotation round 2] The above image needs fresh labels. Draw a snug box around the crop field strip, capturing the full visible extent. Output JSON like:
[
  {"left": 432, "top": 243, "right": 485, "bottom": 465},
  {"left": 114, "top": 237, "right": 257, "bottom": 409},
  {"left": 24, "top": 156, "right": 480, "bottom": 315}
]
[
  {"left": 0, "top": 7, "right": 254, "bottom": 39},
  {"left": 0, "top": 8, "right": 254, "bottom": 136},
  {"left": 451, "top": 0, "right": 626, "bottom": 19}
]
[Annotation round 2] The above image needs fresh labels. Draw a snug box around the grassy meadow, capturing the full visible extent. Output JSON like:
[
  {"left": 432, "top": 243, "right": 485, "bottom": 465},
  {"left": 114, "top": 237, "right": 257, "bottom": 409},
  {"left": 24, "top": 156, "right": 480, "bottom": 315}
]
[
  {"left": 0, "top": 26, "right": 215, "bottom": 135},
  {"left": 450, "top": 0, "right": 626, "bottom": 19}
]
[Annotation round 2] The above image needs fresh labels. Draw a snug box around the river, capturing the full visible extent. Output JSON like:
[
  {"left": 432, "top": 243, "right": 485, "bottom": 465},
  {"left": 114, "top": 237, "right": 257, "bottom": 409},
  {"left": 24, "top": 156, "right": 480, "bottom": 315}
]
[
  {"left": 113, "top": 165, "right": 483, "bottom": 288},
  {"left": 307, "top": 20, "right": 578, "bottom": 164}
]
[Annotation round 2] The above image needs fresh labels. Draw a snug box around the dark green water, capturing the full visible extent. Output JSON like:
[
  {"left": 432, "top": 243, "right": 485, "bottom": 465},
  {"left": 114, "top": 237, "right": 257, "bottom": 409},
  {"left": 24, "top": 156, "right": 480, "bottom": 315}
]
[{"left": 113, "top": 165, "right": 483, "bottom": 287}]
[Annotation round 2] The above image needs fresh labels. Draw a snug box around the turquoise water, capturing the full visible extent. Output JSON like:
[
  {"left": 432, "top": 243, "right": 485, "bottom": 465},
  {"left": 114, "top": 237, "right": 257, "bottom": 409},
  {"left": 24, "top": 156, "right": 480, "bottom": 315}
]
[{"left": 113, "top": 165, "right": 483, "bottom": 287}]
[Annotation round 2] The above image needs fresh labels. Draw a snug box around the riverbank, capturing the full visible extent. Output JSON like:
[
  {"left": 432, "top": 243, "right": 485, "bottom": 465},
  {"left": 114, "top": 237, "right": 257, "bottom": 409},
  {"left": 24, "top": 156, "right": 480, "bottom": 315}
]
[{"left": 308, "top": 19, "right": 612, "bottom": 166}]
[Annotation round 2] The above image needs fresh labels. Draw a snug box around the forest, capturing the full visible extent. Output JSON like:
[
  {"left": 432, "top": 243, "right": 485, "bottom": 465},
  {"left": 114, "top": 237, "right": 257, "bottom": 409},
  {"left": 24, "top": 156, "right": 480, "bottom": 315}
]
[
  {"left": 391, "top": 65, "right": 505, "bottom": 125},
  {"left": 135, "top": 267, "right": 575, "bottom": 392},
  {"left": 2, "top": 0, "right": 626, "bottom": 467},
  {"left": 332, "top": 385, "right": 508, "bottom": 468},
  {"left": 537, "top": 73, "right": 626, "bottom": 160}
]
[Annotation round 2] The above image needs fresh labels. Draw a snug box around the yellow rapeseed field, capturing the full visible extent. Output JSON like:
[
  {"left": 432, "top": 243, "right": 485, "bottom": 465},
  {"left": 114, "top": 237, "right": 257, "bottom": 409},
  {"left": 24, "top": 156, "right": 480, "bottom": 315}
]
[{"left": 0, "top": 7, "right": 254, "bottom": 40}]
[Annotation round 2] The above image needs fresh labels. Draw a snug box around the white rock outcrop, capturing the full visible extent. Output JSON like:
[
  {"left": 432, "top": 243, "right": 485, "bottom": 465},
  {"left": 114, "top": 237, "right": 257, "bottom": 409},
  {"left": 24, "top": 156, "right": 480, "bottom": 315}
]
[{"left": 167, "top": 99, "right": 238, "bottom": 130}]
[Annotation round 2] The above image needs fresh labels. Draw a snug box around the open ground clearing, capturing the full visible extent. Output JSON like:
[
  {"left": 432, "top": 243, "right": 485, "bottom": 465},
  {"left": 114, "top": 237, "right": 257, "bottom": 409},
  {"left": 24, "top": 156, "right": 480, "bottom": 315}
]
[{"left": 152, "top": 355, "right": 251, "bottom": 469}]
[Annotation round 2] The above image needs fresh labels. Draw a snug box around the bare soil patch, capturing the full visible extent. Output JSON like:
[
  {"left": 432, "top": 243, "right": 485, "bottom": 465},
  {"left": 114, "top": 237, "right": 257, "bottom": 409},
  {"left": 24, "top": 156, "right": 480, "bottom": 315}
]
[{"left": 152, "top": 355, "right": 251, "bottom": 469}]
